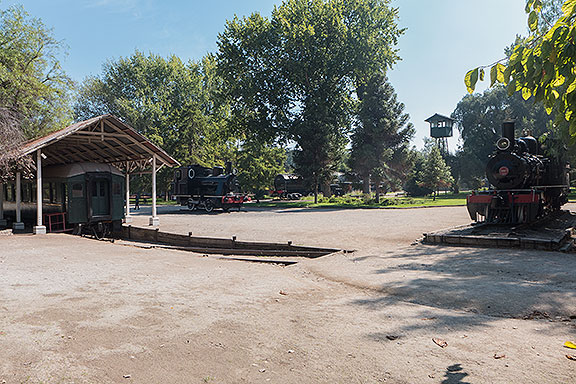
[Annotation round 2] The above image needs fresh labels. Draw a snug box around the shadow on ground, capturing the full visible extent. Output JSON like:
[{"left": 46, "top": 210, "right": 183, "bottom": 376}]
[{"left": 349, "top": 244, "right": 576, "bottom": 334}]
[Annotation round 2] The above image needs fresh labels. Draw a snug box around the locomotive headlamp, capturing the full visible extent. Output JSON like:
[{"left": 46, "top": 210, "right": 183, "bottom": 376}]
[{"left": 496, "top": 137, "right": 511, "bottom": 151}]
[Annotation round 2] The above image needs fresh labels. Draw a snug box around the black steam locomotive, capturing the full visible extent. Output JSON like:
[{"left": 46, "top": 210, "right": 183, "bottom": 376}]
[
  {"left": 467, "top": 121, "right": 570, "bottom": 224},
  {"left": 270, "top": 174, "right": 308, "bottom": 199},
  {"left": 171, "top": 162, "right": 249, "bottom": 212}
]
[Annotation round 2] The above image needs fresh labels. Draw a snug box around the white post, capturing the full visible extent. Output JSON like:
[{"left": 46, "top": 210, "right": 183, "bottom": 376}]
[
  {"left": 124, "top": 161, "right": 132, "bottom": 223},
  {"left": 33, "top": 150, "right": 46, "bottom": 234},
  {"left": 149, "top": 155, "right": 159, "bottom": 226},
  {"left": 13, "top": 172, "right": 24, "bottom": 230},
  {"left": 0, "top": 182, "right": 6, "bottom": 227}
]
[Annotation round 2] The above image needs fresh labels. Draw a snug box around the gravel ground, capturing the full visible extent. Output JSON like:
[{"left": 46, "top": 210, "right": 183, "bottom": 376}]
[{"left": 2, "top": 205, "right": 576, "bottom": 383}]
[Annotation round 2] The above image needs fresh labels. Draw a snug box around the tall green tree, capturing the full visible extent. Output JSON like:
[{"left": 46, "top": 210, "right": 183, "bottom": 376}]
[
  {"left": 217, "top": 0, "right": 403, "bottom": 202},
  {"left": 233, "top": 140, "right": 286, "bottom": 200},
  {"left": 420, "top": 146, "right": 454, "bottom": 200},
  {"left": 74, "top": 52, "right": 234, "bottom": 193},
  {"left": 0, "top": 4, "right": 72, "bottom": 140},
  {"left": 349, "top": 73, "right": 414, "bottom": 202}
]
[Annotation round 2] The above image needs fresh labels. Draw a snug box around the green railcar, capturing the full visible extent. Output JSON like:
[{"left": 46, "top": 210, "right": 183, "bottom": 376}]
[{"left": 2, "top": 163, "right": 125, "bottom": 237}]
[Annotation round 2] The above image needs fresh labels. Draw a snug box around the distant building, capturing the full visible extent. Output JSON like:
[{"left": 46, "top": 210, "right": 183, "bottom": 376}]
[{"left": 425, "top": 113, "right": 454, "bottom": 154}]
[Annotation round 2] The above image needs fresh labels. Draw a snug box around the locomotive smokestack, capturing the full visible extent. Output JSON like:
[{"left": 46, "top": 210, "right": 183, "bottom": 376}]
[
  {"left": 502, "top": 121, "right": 515, "bottom": 142},
  {"left": 225, "top": 161, "right": 232, "bottom": 175}
]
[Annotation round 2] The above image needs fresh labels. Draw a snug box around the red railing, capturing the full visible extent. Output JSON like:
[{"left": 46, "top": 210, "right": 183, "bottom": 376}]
[{"left": 43, "top": 212, "right": 73, "bottom": 233}]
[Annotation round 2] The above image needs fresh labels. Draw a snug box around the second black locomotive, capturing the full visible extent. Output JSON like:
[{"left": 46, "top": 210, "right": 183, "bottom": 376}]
[
  {"left": 467, "top": 121, "right": 569, "bottom": 224},
  {"left": 171, "top": 162, "right": 248, "bottom": 212}
]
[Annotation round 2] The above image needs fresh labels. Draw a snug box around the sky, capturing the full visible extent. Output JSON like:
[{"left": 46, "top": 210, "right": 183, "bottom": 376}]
[{"left": 8, "top": 0, "right": 530, "bottom": 151}]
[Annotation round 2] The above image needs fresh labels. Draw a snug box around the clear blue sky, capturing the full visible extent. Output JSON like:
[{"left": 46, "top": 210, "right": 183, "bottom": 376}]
[{"left": 10, "top": 0, "right": 530, "bottom": 150}]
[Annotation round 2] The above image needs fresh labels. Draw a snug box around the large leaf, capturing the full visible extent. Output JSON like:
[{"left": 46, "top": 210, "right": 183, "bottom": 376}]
[
  {"left": 464, "top": 68, "right": 479, "bottom": 94},
  {"left": 562, "top": 0, "right": 576, "bottom": 16},
  {"left": 528, "top": 11, "right": 538, "bottom": 32}
]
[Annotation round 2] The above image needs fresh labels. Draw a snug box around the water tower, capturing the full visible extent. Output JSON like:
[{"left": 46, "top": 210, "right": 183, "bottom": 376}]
[{"left": 425, "top": 113, "right": 454, "bottom": 154}]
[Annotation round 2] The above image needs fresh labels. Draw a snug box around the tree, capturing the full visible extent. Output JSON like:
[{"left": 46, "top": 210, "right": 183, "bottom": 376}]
[
  {"left": 217, "top": 0, "right": 404, "bottom": 203},
  {"left": 451, "top": 85, "right": 554, "bottom": 187},
  {"left": 420, "top": 146, "right": 454, "bottom": 200},
  {"left": 0, "top": 4, "right": 72, "bottom": 147},
  {"left": 464, "top": 0, "right": 576, "bottom": 138},
  {"left": 349, "top": 73, "right": 414, "bottom": 202},
  {"left": 403, "top": 150, "right": 432, "bottom": 197},
  {"left": 75, "top": 52, "right": 235, "bottom": 193},
  {"left": 233, "top": 140, "right": 286, "bottom": 200}
]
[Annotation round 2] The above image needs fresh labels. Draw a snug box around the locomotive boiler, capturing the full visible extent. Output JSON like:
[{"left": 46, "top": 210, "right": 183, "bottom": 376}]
[{"left": 467, "top": 121, "right": 569, "bottom": 224}]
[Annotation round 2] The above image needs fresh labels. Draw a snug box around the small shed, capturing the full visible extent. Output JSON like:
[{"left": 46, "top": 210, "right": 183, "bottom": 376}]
[
  {"left": 425, "top": 113, "right": 454, "bottom": 138},
  {"left": 0, "top": 114, "right": 179, "bottom": 233}
]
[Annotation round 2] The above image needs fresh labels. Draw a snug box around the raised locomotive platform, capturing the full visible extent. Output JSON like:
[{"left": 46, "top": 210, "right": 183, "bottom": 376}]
[{"left": 423, "top": 210, "right": 576, "bottom": 251}]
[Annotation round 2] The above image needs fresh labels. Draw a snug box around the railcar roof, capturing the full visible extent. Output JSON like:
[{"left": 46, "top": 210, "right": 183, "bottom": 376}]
[
  {"left": 43, "top": 162, "right": 124, "bottom": 179},
  {"left": 19, "top": 115, "right": 179, "bottom": 172}
]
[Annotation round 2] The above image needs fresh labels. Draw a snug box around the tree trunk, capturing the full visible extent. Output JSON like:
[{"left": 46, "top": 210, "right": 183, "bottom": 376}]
[
  {"left": 321, "top": 180, "right": 332, "bottom": 198},
  {"left": 313, "top": 174, "right": 318, "bottom": 204},
  {"left": 362, "top": 175, "right": 371, "bottom": 194}
]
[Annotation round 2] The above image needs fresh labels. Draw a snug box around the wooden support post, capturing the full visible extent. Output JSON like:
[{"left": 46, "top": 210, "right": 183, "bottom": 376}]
[
  {"left": 125, "top": 161, "right": 132, "bottom": 223},
  {"left": 33, "top": 150, "right": 46, "bottom": 234},
  {"left": 0, "top": 182, "right": 6, "bottom": 227},
  {"left": 149, "top": 155, "right": 159, "bottom": 226},
  {"left": 13, "top": 172, "right": 24, "bottom": 230}
]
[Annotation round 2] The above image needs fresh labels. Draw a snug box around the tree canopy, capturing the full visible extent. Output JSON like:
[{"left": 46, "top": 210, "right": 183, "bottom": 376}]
[
  {"left": 349, "top": 72, "right": 414, "bottom": 201},
  {"left": 465, "top": 0, "right": 576, "bottom": 137},
  {"left": 217, "top": 0, "right": 404, "bottom": 201},
  {"left": 75, "top": 52, "right": 235, "bottom": 192},
  {"left": 0, "top": 4, "right": 72, "bottom": 178}
]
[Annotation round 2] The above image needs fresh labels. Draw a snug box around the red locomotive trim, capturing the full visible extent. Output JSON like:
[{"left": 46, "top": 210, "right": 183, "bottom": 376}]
[
  {"left": 467, "top": 192, "right": 540, "bottom": 204},
  {"left": 221, "top": 194, "right": 247, "bottom": 204},
  {"left": 467, "top": 195, "right": 492, "bottom": 204},
  {"left": 513, "top": 193, "right": 539, "bottom": 203}
]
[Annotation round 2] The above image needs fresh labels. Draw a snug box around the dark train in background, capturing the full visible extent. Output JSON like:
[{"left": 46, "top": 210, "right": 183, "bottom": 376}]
[
  {"left": 2, "top": 162, "right": 125, "bottom": 237},
  {"left": 467, "top": 121, "right": 570, "bottom": 224},
  {"left": 271, "top": 174, "right": 308, "bottom": 199},
  {"left": 171, "top": 162, "right": 249, "bottom": 212},
  {"left": 270, "top": 174, "right": 352, "bottom": 199}
]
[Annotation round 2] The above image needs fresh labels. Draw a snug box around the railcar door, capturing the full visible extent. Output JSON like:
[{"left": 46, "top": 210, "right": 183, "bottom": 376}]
[{"left": 91, "top": 178, "right": 110, "bottom": 216}]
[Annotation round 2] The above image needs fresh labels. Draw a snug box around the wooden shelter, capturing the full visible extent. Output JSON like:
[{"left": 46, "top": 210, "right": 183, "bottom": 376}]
[
  {"left": 0, "top": 115, "right": 179, "bottom": 233},
  {"left": 425, "top": 113, "right": 454, "bottom": 154}
]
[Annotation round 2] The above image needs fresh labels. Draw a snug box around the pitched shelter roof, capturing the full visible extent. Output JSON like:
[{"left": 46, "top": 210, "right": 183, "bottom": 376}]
[
  {"left": 424, "top": 113, "right": 455, "bottom": 123},
  {"left": 20, "top": 114, "right": 179, "bottom": 171}
]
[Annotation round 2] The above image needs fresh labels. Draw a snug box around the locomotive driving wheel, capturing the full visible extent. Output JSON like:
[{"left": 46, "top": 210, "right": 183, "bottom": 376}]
[{"left": 204, "top": 199, "right": 214, "bottom": 213}]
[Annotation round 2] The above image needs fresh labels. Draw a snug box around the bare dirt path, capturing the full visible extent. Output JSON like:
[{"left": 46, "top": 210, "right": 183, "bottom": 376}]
[
  {"left": 2, "top": 206, "right": 576, "bottom": 383},
  {"left": 128, "top": 204, "right": 471, "bottom": 249}
]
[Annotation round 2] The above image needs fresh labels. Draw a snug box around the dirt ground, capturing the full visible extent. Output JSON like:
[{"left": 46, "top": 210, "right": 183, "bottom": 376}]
[{"left": 2, "top": 205, "right": 576, "bottom": 383}]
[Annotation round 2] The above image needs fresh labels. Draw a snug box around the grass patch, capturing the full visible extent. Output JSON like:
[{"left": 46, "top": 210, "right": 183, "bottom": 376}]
[{"left": 250, "top": 193, "right": 468, "bottom": 209}]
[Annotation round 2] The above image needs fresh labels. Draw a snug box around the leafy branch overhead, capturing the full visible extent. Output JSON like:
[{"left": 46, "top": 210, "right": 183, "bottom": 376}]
[{"left": 465, "top": 0, "right": 576, "bottom": 133}]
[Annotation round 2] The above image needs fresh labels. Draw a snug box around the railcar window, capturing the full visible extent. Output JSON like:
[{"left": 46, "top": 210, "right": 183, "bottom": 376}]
[
  {"left": 112, "top": 182, "right": 121, "bottom": 195},
  {"left": 7, "top": 185, "right": 14, "bottom": 202},
  {"left": 43, "top": 183, "right": 51, "bottom": 203},
  {"left": 23, "top": 183, "right": 31, "bottom": 202},
  {"left": 72, "top": 183, "right": 83, "bottom": 198},
  {"left": 62, "top": 184, "right": 67, "bottom": 206},
  {"left": 99, "top": 181, "right": 106, "bottom": 197}
]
